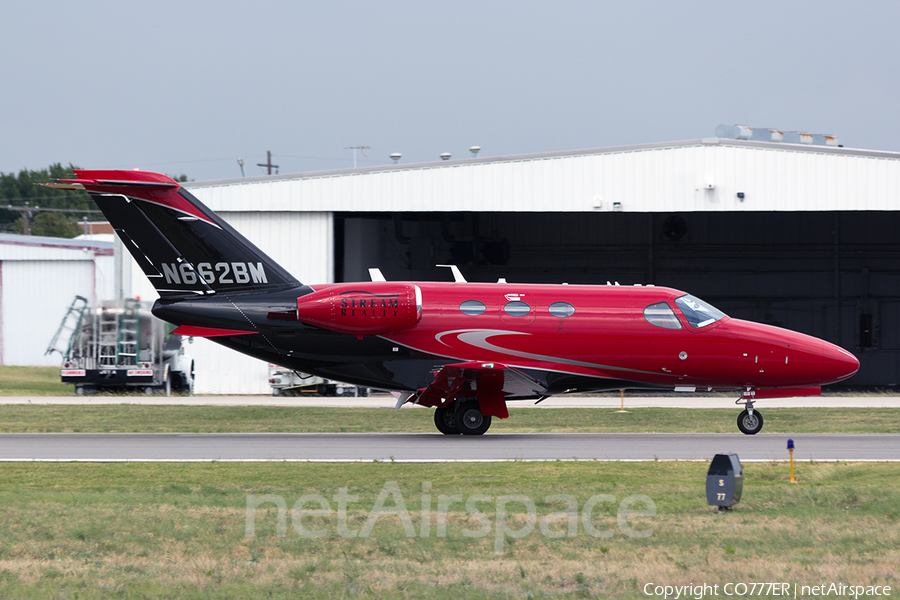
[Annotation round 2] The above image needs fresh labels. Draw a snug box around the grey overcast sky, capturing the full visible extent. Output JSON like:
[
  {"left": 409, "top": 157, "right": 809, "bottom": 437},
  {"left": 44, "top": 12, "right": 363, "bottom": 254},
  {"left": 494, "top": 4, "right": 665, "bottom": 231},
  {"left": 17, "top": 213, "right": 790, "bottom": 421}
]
[{"left": 2, "top": 1, "right": 898, "bottom": 182}]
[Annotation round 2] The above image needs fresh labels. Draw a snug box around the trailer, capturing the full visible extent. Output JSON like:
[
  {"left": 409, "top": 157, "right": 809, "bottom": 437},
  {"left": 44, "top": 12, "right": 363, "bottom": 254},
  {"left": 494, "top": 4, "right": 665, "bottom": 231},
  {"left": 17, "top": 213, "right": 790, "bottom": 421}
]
[{"left": 48, "top": 297, "right": 193, "bottom": 395}]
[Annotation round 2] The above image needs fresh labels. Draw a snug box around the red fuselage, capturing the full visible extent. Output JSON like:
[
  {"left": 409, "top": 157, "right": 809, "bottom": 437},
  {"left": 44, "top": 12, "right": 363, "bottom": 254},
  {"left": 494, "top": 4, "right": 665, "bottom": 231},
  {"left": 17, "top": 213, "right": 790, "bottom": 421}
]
[{"left": 299, "top": 281, "right": 859, "bottom": 393}]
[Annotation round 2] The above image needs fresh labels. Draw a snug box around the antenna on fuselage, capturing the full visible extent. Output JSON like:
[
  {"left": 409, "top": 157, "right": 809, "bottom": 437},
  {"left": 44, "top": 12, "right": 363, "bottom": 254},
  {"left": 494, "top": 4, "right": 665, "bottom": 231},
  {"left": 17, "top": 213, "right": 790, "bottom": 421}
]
[{"left": 436, "top": 264, "right": 467, "bottom": 283}]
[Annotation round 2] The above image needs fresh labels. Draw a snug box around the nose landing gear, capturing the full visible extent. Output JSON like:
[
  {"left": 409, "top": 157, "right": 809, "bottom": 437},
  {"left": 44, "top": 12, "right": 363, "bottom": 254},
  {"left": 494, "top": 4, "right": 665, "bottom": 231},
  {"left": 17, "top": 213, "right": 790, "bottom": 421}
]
[{"left": 736, "top": 391, "right": 764, "bottom": 435}]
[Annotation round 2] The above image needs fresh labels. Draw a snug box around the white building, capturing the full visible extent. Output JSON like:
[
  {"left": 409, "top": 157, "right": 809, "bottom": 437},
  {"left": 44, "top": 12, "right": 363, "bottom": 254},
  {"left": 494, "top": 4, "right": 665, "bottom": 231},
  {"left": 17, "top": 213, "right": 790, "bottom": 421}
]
[
  {"left": 106, "top": 136, "right": 900, "bottom": 390},
  {"left": 0, "top": 234, "right": 114, "bottom": 366}
]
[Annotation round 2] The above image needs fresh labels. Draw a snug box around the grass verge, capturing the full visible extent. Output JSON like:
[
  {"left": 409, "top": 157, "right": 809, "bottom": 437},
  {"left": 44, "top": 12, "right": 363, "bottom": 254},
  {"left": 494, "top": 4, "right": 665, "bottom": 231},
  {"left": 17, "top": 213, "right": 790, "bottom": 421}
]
[
  {"left": 0, "top": 367, "right": 70, "bottom": 396},
  {"left": 0, "top": 404, "right": 898, "bottom": 433},
  {"left": 0, "top": 461, "right": 897, "bottom": 598}
]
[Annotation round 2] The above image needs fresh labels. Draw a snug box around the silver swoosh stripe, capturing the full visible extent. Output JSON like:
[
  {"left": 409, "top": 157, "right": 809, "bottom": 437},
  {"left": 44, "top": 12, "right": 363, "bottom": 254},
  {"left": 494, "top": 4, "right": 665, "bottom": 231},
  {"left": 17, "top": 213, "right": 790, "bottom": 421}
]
[{"left": 435, "top": 328, "right": 661, "bottom": 376}]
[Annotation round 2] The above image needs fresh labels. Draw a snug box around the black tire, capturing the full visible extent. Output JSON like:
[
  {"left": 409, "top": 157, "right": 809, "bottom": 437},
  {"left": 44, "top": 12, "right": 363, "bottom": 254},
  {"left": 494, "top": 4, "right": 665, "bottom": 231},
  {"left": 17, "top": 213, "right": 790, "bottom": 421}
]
[
  {"left": 455, "top": 402, "right": 492, "bottom": 436},
  {"left": 434, "top": 403, "right": 460, "bottom": 435},
  {"left": 737, "top": 409, "right": 764, "bottom": 435},
  {"left": 171, "top": 372, "right": 192, "bottom": 393}
]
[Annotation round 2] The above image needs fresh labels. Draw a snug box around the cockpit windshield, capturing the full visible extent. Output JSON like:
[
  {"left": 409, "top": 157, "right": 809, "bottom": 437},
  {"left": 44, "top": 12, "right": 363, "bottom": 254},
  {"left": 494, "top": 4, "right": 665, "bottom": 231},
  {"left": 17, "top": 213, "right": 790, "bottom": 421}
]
[{"left": 674, "top": 294, "right": 727, "bottom": 329}]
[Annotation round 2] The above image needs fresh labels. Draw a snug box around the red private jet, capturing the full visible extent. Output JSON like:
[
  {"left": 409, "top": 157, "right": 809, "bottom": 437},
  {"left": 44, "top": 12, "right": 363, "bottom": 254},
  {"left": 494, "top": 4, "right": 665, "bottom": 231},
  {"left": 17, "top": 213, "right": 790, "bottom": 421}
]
[{"left": 47, "top": 170, "right": 859, "bottom": 435}]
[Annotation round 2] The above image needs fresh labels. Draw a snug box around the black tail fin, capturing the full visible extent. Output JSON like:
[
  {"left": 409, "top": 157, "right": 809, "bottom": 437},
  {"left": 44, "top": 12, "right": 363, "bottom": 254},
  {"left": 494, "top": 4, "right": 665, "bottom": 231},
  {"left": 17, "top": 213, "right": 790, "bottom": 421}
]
[{"left": 46, "top": 170, "right": 300, "bottom": 298}]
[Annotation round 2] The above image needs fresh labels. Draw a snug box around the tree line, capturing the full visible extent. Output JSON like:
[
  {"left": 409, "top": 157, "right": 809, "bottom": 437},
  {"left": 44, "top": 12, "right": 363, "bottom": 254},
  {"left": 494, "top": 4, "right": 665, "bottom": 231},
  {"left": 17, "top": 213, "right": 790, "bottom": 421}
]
[
  {"left": 0, "top": 164, "right": 94, "bottom": 237},
  {"left": 1, "top": 164, "right": 188, "bottom": 237}
]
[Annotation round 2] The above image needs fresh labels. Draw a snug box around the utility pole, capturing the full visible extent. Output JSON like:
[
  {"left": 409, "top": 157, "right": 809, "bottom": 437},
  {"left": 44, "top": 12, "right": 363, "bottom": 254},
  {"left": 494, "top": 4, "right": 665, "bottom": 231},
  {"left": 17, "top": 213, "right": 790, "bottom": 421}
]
[
  {"left": 257, "top": 151, "right": 279, "bottom": 175},
  {"left": 345, "top": 146, "right": 370, "bottom": 168},
  {"left": 4, "top": 205, "right": 100, "bottom": 235}
]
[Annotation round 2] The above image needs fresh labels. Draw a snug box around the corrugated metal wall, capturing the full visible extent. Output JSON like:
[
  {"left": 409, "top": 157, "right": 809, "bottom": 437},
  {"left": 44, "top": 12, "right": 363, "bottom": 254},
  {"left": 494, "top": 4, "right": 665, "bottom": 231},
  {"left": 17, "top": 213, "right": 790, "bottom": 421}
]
[
  {"left": 191, "top": 140, "right": 900, "bottom": 214},
  {"left": 125, "top": 211, "right": 333, "bottom": 394},
  {"left": 337, "top": 209, "right": 900, "bottom": 386},
  {"left": 0, "top": 253, "right": 114, "bottom": 366}
]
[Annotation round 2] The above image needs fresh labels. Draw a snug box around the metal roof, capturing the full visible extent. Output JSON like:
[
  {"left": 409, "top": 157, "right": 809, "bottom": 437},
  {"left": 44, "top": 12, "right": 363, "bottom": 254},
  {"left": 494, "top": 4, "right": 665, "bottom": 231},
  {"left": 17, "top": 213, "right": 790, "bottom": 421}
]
[
  {"left": 186, "top": 138, "right": 900, "bottom": 214},
  {"left": 0, "top": 233, "right": 113, "bottom": 256},
  {"left": 188, "top": 138, "right": 900, "bottom": 188}
]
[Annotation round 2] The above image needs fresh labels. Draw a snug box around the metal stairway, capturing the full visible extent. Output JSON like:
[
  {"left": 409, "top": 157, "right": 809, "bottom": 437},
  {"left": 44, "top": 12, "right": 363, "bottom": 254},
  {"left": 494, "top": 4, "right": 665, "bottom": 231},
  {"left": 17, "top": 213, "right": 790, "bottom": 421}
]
[
  {"left": 117, "top": 298, "right": 140, "bottom": 366},
  {"left": 45, "top": 295, "right": 88, "bottom": 358}
]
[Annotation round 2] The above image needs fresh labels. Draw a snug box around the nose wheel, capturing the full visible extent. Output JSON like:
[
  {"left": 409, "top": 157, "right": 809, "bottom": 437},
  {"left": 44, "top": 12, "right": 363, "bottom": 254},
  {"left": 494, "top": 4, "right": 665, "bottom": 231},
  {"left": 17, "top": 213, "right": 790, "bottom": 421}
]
[
  {"left": 737, "top": 409, "right": 764, "bottom": 435},
  {"left": 736, "top": 394, "right": 764, "bottom": 435}
]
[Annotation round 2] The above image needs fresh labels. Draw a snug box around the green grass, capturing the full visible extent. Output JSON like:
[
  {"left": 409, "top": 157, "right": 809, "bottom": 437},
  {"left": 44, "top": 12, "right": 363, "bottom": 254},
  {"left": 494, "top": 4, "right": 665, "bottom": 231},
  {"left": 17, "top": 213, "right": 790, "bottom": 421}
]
[
  {"left": 2, "top": 367, "right": 899, "bottom": 597},
  {"left": 0, "top": 366, "right": 71, "bottom": 396},
  {"left": 0, "top": 461, "right": 897, "bottom": 598},
  {"left": 0, "top": 404, "right": 899, "bottom": 433}
]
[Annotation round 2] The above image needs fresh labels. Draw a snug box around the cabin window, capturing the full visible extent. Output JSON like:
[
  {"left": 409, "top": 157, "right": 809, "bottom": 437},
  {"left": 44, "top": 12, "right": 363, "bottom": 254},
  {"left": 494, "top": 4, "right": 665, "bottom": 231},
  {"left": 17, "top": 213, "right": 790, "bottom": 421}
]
[
  {"left": 675, "top": 294, "right": 726, "bottom": 328},
  {"left": 644, "top": 302, "right": 682, "bottom": 330},
  {"left": 549, "top": 301, "right": 575, "bottom": 318},
  {"left": 460, "top": 300, "right": 486, "bottom": 316},
  {"left": 503, "top": 301, "right": 532, "bottom": 317}
]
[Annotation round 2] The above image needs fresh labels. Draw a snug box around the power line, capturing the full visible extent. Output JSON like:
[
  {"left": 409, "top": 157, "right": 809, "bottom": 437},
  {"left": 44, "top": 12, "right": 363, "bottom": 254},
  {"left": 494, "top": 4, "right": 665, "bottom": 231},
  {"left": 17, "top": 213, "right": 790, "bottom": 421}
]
[
  {"left": 3, "top": 205, "right": 101, "bottom": 236},
  {"left": 3, "top": 206, "right": 100, "bottom": 214},
  {"left": 344, "top": 146, "right": 371, "bottom": 168},
  {"left": 2, "top": 196, "right": 91, "bottom": 206}
]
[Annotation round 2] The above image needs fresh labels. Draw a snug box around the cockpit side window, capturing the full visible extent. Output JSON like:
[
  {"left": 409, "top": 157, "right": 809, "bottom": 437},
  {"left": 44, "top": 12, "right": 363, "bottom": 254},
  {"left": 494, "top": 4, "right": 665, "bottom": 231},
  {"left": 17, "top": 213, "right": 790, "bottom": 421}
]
[
  {"left": 675, "top": 294, "right": 727, "bottom": 328},
  {"left": 644, "top": 301, "right": 682, "bottom": 330}
]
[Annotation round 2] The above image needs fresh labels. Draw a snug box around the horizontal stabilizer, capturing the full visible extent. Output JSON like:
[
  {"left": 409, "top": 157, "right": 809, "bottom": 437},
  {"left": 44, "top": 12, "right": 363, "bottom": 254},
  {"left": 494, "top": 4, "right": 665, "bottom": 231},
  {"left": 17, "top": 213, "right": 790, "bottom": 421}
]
[
  {"left": 171, "top": 325, "right": 256, "bottom": 337},
  {"left": 46, "top": 170, "right": 300, "bottom": 298}
]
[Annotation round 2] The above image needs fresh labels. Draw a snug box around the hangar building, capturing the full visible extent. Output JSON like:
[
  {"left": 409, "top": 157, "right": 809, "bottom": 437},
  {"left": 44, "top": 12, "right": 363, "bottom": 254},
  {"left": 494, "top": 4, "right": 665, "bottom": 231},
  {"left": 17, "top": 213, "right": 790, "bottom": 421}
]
[
  {"left": 119, "top": 136, "right": 900, "bottom": 393},
  {"left": 0, "top": 234, "right": 114, "bottom": 366}
]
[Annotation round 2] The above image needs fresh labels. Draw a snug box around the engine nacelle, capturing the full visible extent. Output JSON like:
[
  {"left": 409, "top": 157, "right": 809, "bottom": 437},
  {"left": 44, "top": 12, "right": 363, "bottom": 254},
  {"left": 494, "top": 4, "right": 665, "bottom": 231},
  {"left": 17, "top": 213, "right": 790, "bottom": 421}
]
[{"left": 296, "top": 282, "right": 422, "bottom": 336}]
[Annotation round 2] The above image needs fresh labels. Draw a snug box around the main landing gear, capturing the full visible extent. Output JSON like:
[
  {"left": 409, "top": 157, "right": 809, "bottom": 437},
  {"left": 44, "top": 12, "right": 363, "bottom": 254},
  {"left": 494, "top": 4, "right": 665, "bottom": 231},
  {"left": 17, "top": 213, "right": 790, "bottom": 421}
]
[
  {"left": 736, "top": 395, "right": 764, "bottom": 435},
  {"left": 433, "top": 401, "right": 492, "bottom": 436}
]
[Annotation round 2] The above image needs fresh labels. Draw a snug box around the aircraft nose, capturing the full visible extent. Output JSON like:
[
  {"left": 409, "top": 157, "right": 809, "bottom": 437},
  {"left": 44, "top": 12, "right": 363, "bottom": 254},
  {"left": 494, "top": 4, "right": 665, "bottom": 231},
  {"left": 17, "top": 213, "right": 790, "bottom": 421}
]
[{"left": 820, "top": 341, "right": 859, "bottom": 384}]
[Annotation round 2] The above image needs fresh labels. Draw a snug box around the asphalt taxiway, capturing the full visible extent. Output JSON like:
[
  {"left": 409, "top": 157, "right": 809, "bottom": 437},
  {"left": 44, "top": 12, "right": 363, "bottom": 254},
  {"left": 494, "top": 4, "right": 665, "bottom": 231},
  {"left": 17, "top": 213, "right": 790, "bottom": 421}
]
[
  {"left": 1, "top": 432, "right": 897, "bottom": 462},
  {"left": 2, "top": 394, "right": 897, "bottom": 462}
]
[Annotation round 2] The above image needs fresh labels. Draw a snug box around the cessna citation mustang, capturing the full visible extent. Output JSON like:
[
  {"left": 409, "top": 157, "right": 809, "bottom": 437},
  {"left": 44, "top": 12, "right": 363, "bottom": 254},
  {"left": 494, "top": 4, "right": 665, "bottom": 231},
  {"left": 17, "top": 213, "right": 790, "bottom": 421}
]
[{"left": 46, "top": 170, "right": 859, "bottom": 436}]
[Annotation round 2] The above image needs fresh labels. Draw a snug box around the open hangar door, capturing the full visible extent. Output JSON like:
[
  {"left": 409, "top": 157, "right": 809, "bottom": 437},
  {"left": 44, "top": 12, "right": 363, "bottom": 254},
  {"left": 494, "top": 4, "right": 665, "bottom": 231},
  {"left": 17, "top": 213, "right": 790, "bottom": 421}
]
[{"left": 336, "top": 210, "right": 900, "bottom": 388}]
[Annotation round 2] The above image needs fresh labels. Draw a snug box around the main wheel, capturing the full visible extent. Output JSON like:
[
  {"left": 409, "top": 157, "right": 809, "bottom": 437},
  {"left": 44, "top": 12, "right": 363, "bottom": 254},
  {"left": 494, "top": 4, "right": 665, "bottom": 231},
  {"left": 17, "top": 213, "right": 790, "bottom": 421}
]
[
  {"left": 434, "top": 403, "right": 460, "bottom": 435},
  {"left": 455, "top": 402, "right": 492, "bottom": 436},
  {"left": 737, "top": 409, "right": 764, "bottom": 435}
]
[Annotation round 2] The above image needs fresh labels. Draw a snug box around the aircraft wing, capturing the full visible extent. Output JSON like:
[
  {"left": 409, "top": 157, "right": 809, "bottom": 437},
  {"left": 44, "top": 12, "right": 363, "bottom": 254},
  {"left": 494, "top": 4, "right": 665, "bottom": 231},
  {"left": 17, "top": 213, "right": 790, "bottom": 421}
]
[{"left": 412, "top": 361, "right": 548, "bottom": 418}]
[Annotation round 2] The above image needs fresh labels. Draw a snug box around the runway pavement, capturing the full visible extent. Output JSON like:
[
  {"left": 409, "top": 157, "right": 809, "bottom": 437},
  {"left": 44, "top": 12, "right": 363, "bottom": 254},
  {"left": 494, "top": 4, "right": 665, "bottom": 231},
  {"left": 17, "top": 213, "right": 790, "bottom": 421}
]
[
  {"left": 1, "top": 432, "right": 898, "bottom": 462},
  {"left": 2, "top": 394, "right": 897, "bottom": 462}
]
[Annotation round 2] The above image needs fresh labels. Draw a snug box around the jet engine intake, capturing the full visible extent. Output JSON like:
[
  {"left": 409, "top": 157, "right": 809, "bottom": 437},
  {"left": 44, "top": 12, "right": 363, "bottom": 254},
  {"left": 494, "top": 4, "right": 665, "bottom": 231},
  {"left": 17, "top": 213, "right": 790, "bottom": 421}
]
[{"left": 296, "top": 283, "right": 422, "bottom": 336}]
